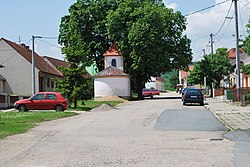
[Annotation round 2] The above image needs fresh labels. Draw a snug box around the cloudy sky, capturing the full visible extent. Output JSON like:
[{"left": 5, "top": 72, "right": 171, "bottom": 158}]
[
  {"left": 164, "top": 0, "right": 250, "bottom": 61},
  {"left": 1, "top": 0, "right": 250, "bottom": 62}
]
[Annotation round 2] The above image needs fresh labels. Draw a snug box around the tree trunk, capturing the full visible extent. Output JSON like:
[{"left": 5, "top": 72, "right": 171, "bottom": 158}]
[{"left": 136, "top": 71, "right": 144, "bottom": 100}]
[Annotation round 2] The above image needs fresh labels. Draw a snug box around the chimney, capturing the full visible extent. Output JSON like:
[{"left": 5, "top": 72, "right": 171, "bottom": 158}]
[{"left": 20, "top": 43, "right": 29, "bottom": 50}]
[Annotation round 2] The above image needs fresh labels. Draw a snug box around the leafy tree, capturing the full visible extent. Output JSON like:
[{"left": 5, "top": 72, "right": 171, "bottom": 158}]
[
  {"left": 242, "top": 19, "right": 250, "bottom": 55},
  {"left": 106, "top": 0, "right": 192, "bottom": 99},
  {"left": 188, "top": 48, "right": 233, "bottom": 88},
  {"left": 56, "top": 65, "right": 93, "bottom": 108},
  {"left": 163, "top": 71, "right": 179, "bottom": 91},
  {"left": 58, "top": 0, "right": 118, "bottom": 106}
]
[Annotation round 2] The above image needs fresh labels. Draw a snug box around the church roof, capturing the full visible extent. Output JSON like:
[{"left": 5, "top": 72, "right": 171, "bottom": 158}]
[
  {"left": 95, "top": 66, "right": 128, "bottom": 77},
  {"left": 103, "top": 42, "right": 121, "bottom": 57}
]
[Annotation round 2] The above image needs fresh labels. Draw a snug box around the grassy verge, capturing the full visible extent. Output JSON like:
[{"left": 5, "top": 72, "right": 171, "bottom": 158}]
[
  {"left": 0, "top": 112, "right": 77, "bottom": 139},
  {"left": 67, "top": 100, "right": 122, "bottom": 111}
]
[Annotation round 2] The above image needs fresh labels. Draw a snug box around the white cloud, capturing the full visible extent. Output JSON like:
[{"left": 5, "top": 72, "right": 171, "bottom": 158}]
[
  {"left": 165, "top": 2, "right": 178, "bottom": 10},
  {"left": 186, "top": 0, "right": 250, "bottom": 61}
]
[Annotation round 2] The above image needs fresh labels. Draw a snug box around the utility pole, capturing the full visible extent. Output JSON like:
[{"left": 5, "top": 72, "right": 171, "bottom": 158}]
[
  {"left": 210, "top": 33, "right": 214, "bottom": 55},
  {"left": 233, "top": 0, "right": 241, "bottom": 88},
  {"left": 31, "top": 35, "right": 42, "bottom": 95}
]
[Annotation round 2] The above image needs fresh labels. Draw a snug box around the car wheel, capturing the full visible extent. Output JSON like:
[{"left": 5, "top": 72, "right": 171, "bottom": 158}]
[
  {"left": 18, "top": 104, "right": 27, "bottom": 112},
  {"left": 55, "top": 105, "right": 64, "bottom": 112},
  {"left": 200, "top": 101, "right": 204, "bottom": 106},
  {"left": 183, "top": 100, "right": 186, "bottom": 105}
]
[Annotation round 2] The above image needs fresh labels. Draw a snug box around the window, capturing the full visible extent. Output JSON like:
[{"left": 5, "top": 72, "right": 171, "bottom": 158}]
[
  {"left": 51, "top": 79, "right": 54, "bottom": 89},
  {"left": 111, "top": 59, "right": 117, "bottom": 67},
  {"left": 45, "top": 94, "right": 57, "bottom": 100},
  {"left": 31, "top": 94, "right": 44, "bottom": 100},
  {"left": 47, "top": 78, "right": 50, "bottom": 88}
]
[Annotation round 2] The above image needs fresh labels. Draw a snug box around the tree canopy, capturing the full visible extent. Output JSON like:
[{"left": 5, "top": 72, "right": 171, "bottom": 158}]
[
  {"left": 58, "top": 0, "right": 192, "bottom": 100},
  {"left": 242, "top": 19, "right": 250, "bottom": 56},
  {"left": 106, "top": 0, "right": 192, "bottom": 98},
  {"left": 188, "top": 48, "right": 233, "bottom": 88}
]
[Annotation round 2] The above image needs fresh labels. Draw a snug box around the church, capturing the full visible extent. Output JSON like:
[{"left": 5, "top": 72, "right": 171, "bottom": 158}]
[{"left": 94, "top": 42, "right": 131, "bottom": 99}]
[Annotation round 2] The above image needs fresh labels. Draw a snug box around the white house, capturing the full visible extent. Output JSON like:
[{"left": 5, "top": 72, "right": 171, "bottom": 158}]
[
  {"left": 0, "top": 38, "right": 63, "bottom": 96},
  {"left": 94, "top": 42, "right": 130, "bottom": 99}
]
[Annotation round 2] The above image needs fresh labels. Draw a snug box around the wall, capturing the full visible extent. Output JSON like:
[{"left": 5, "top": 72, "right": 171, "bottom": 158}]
[
  {"left": 104, "top": 56, "right": 123, "bottom": 71},
  {"left": 94, "top": 77, "right": 130, "bottom": 99},
  {"left": 0, "top": 41, "right": 39, "bottom": 96}
]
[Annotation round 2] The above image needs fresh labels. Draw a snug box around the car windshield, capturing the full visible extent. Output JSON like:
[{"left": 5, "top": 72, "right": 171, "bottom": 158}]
[{"left": 186, "top": 89, "right": 202, "bottom": 95}]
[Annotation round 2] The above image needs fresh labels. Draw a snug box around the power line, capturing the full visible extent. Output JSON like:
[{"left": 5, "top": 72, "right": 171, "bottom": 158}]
[
  {"left": 185, "top": 0, "right": 231, "bottom": 17},
  {"left": 37, "top": 39, "right": 62, "bottom": 49},
  {"left": 213, "top": 1, "right": 233, "bottom": 36},
  {"left": 214, "top": 17, "right": 233, "bottom": 43}
]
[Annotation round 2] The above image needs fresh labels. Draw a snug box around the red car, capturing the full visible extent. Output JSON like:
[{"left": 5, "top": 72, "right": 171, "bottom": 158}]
[
  {"left": 142, "top": 88, "right": 153, "bottom": 98},
  {"left": 151, "top": 89, "right": 160, "bottom": 95},
  {"left": 14, "top": 92, "right": 68, "bottom": 112}
]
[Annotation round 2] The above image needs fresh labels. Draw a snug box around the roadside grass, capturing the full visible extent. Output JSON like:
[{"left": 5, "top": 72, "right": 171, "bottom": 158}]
[
  {"left": 0, "top": 112, "right": 77, "bottom": 139},
  {"left": 67, "top": 100, "right": 122, "bottom": 111}
]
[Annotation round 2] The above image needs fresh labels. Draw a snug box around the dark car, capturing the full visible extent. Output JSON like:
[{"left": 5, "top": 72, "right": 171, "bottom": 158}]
[
  {"left": 182, "top": 88, "right": 204, "bottom": 106},
  {"left": 14, "top": 92, "right": 68, "bottom": 112}
]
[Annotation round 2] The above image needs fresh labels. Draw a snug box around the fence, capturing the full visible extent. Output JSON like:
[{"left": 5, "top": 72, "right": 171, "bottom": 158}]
[{"left": 232, "top": 87, "right": 250, "bottom": 104}]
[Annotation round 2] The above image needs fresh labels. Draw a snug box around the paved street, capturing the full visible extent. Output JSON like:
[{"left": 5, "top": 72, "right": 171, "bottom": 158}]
[{"left": 0, "top": 95, "right": 235, "bottom": 167}]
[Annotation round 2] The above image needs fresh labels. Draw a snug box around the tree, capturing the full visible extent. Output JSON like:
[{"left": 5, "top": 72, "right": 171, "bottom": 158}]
[
  {"left": 242, "top": 19, "right": 250, "bottom": 55},
  {"left": 189, "top": 48, "right": 233, "bottom": 88},
  {"left": 106, "top": 0, "right": 192, "bottom": 99},
  {"left": 55, "top": 65, "right": 93, "bottom": 108},
  {"left": 58, "top": 0, "right": 118, "bottom": 106}
]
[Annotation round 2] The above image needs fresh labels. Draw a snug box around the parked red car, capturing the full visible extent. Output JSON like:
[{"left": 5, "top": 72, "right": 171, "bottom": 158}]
[
  {"left": 142, "top": 88, "right": 153, "bottom": 98},
  {"left": 151, "top": 89, "right": 160, "bottom": 95},
  {"left": 14, "top": 92, "right": 68, "bottom": 112}
]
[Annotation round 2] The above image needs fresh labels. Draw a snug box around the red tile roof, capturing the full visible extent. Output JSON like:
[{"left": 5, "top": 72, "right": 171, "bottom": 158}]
[
  {"left": 2, "top": 38, "right": 63, "bottom": 77},
  {"left": 228, "top": 48, "right": 244, "bottom": 59},
  {"left": 103, "top": 42, "right": 121, "bottom": 57},
  {"left": 95, "top": 66, "right": 128, "bottom": 77},
  {"left": 43, "top": 56, "right": 69, "bottom": 68}
]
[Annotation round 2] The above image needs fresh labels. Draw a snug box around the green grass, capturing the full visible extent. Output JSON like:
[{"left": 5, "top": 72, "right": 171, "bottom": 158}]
[
  {"left": 67, "top": 100, "right": 122, "bottom": 111},
  {"left": 0, "top": 112, "right": 77, "bottom": 139}
]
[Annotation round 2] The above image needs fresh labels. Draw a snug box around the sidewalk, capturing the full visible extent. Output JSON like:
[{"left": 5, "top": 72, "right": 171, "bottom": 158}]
[{"left": 205, "top": 97, "right": 250, "bottom": 130}]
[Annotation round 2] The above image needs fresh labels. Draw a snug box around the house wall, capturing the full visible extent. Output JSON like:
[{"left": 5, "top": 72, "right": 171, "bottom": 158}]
[
  {"left": 0, "top": 41, "right": 39, "bottom": 96},
  {"left": 94, "top": 77, "right": 130, "bottom": 99},
  {"left": 104, "top": 56, "right": 123, "bottom": 71}
]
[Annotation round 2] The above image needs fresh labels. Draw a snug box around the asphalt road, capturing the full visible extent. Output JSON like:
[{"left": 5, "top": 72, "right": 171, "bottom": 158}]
[{"left": 0, "top": 93, "right": 244, "bottom": 167}]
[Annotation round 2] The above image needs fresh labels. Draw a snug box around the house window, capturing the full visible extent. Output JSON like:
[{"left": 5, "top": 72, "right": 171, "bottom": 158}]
[
  {"left": 111, "top": 59, "right": 117, "bottom": 67},
  {"left": 47, "top": 78, "right": 50, "bottom": 88}
]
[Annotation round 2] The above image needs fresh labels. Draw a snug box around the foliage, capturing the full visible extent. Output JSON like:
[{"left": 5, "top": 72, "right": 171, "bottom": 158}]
[
  {"left": 106, "top": 0, "right": 192, "bottom": 98},
  {"left": 163, "top": 71, "right": 179, "bottom": 91},
  {"left": 0, "top": 112, "right": 76, "bottom": 139},
  {"left": 242, "top": 19, "right": 250, "bottom": 55},
  {"left": 56, "top": 65, "right": 94, "bottom": 108},
  {"left": 242, "top": 64, "right": 250, "bottom": 75},
  {"left": 59, "top": 0, "right": 192, "bottom": 100},
  {"left": 188, "top": 48, "right": 233, "bottom": 88}
]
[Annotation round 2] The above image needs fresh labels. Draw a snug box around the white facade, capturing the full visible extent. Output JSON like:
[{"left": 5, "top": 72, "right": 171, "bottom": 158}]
[
  {"left": 104, "top": 56, "right": 124, "bottom": 71},
  {"left": 94, "top": 77, "right": 130, "bottom": 99},
  {"left": 0, "top": 40, "right": 39, "bottom": 96}
]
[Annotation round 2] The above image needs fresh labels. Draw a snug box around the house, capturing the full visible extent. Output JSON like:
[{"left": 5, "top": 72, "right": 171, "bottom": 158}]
[
  {"left": 179, "top": 65, "right": 194, "bottom": 88},
  {"left": 94, "top": 42, "right": 131, "bottom": 99},
  {"left": 0, "top": 38, "right": 63, "bottom": 96},
  {"left": 145, "top": 77, "right": 165, "bottom": 91},
  {"left": 227, "top": 48, "right": 249, "bottom": 88}
]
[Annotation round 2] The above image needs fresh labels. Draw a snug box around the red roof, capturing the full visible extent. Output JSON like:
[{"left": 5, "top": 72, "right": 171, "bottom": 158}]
[
  {"left": 2, "top": 38, "right": 63, "bottom": 77},
  {"left": 43, "top": 56, "right": 69, "bottom": 68},
  {"left": 103, "top": 42, "right": 121, "bottom": 57},
  {"left": 95, "top": 66, "right": 128, "bottom": 77},
  {"left": 228, "top": 48, "right": 244, "bottom": 59}
]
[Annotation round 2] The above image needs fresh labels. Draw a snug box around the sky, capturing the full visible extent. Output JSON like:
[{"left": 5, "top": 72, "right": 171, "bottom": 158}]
[{"left": 1, "top": 0, "right": 250, "bottom": 62}]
